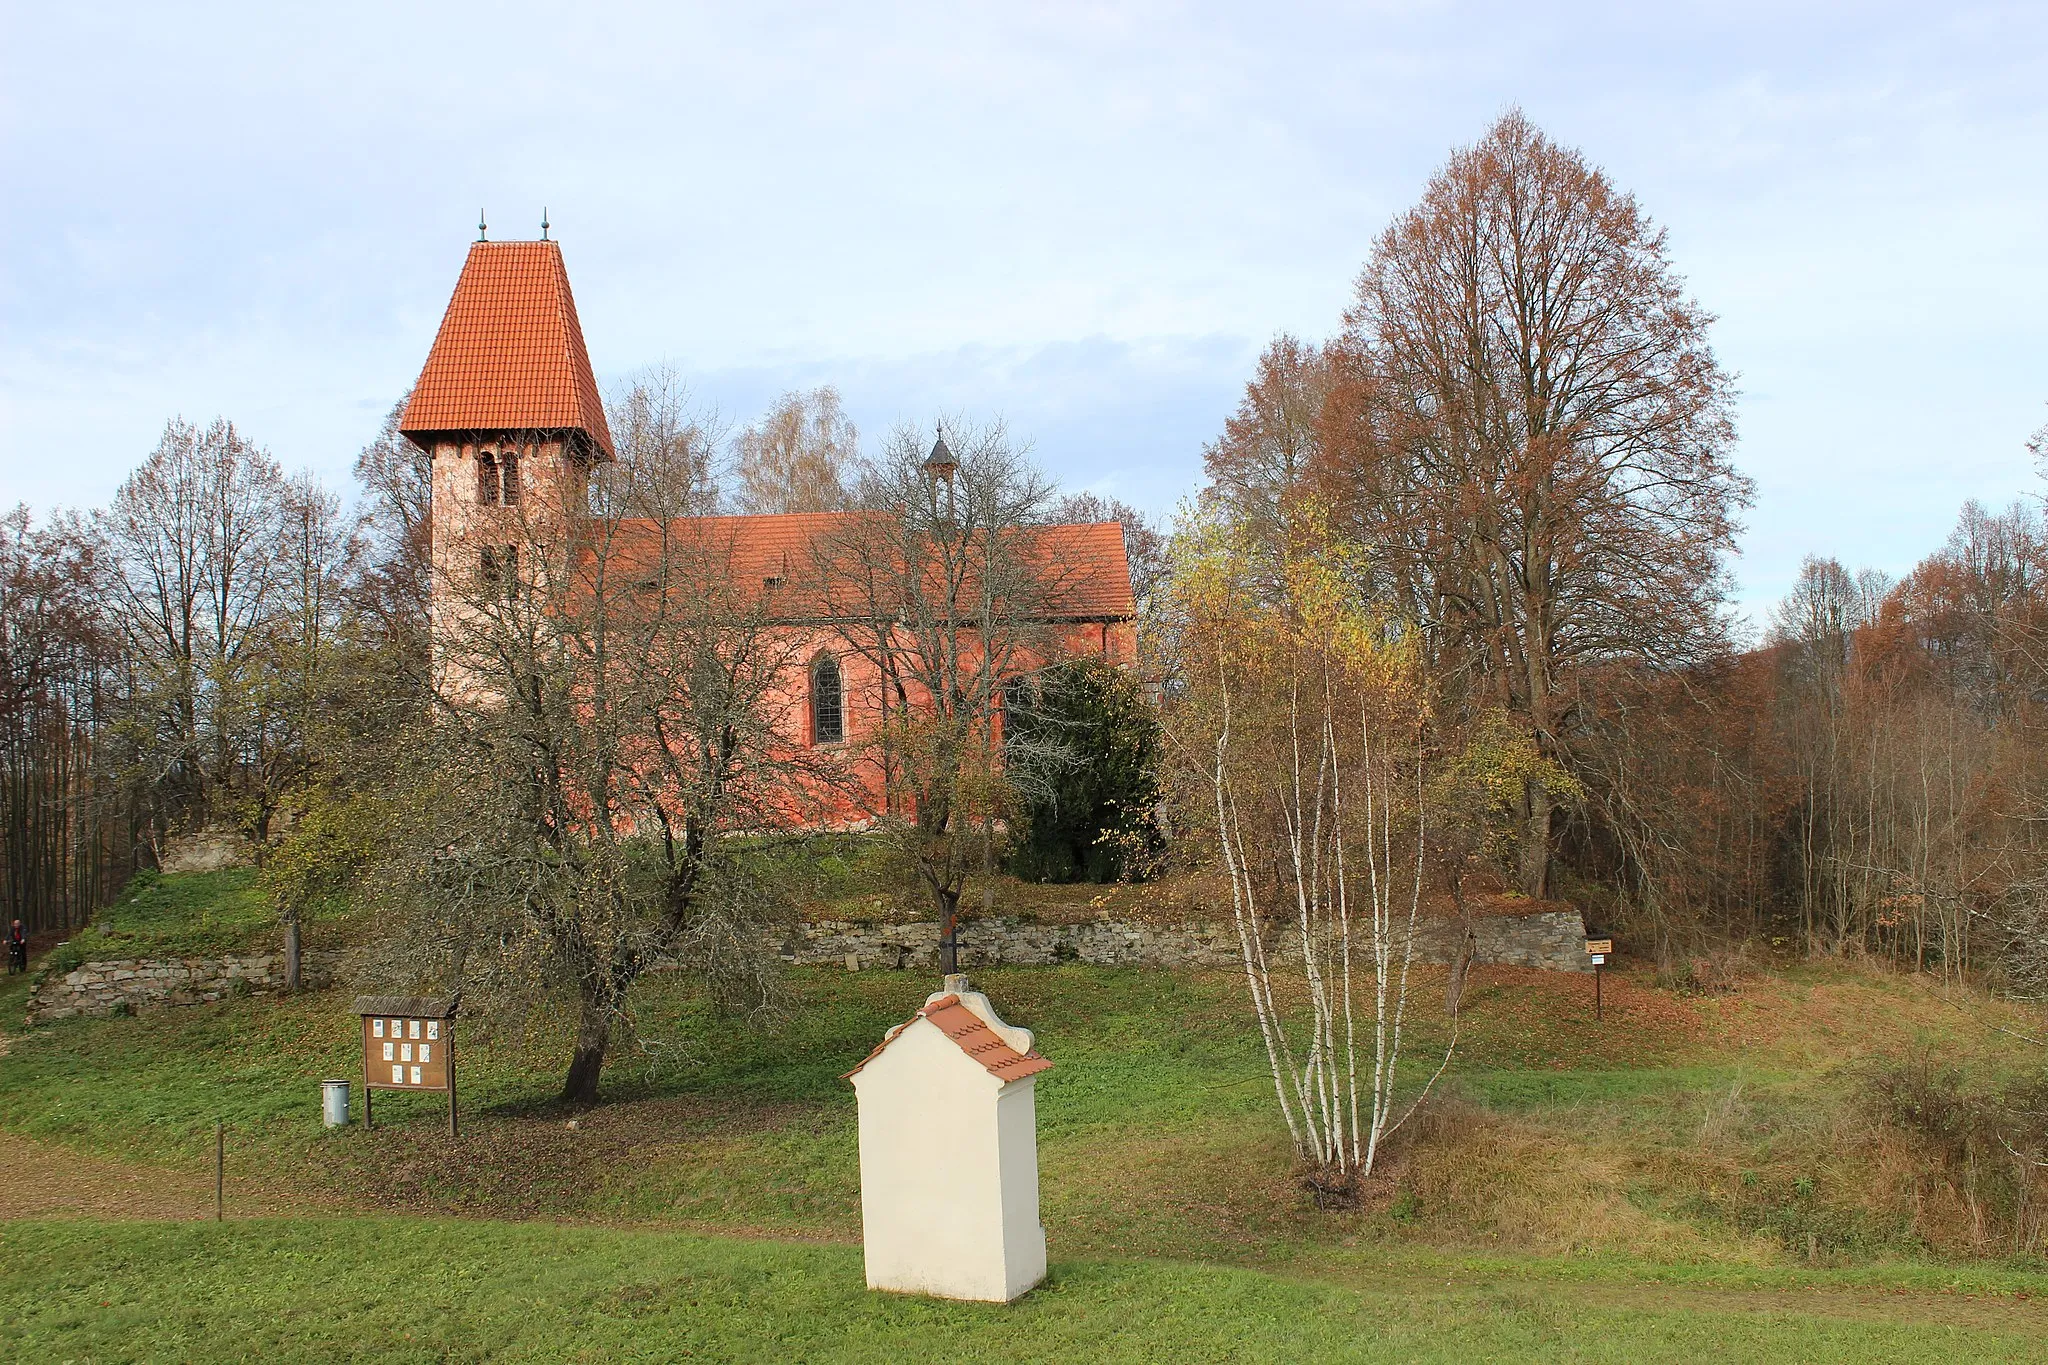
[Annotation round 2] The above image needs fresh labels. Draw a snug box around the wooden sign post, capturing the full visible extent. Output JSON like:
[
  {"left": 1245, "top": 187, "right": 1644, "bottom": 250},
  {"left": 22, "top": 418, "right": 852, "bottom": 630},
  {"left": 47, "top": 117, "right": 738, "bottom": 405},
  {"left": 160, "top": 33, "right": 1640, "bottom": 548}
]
[
  {"left": 1585, "top": 939, "right": 1613, "bottom": 1021},
  {"left": 353, "top": 996, "right": 459, "bottom": 1136}
]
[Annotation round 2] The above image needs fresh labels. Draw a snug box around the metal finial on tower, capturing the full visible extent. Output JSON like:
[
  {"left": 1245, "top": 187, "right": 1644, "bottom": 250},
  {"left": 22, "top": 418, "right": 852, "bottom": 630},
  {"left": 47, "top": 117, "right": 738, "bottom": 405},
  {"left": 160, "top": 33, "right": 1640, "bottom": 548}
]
[
  {"left": 478, "top": 209, "right": 487, "bottom": 242},
  {"left": 541, "top": 208, "right": 550, "bottom": 241}
]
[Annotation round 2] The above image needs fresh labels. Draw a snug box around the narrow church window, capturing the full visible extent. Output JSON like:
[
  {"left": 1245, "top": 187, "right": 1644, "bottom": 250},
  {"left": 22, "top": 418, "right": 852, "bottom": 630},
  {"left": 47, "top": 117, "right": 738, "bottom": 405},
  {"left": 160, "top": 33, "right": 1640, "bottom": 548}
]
[
  {"left": 811, "top": 655, "right": 844, "bottom": 745},
  {"left": 499, "top": 449, "right": 521, "bottom": 506},
  {"left": 479, "top": 544, "right": 498, "bottom": 584},
  {"left": 476, "top": 452, "right": 499, "bottom": 506}
]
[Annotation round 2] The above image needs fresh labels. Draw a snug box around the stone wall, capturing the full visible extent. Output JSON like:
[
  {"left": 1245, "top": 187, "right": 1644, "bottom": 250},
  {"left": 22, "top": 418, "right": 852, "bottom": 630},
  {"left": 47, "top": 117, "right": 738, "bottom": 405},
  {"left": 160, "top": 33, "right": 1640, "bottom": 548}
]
[
  {"left": 26, "top": 952, "right": 334, "bottom": 1025},
  {"left": 160, "top": 826, "right": 255, "bottom": 874},
  {"left": 775, "top": 908, "right": 1591, "bottom": 974},
  {"left": 24, "top": 912, "right": 1589, "bottom": 1024}
]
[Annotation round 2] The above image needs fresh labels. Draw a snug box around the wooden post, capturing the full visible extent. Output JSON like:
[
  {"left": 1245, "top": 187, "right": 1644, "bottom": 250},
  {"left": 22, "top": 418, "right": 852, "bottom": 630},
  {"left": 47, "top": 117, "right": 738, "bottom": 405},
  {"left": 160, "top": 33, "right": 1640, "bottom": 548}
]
[
  {"left": 214, "top": 1121, "right": 223, "bottom": 1222},
  {"left": 1584, "top": 940, "right": 1613, "bottom": 1024},
  {"left": 447, "top": 1028, "right": 459, "bottom": 1138}
]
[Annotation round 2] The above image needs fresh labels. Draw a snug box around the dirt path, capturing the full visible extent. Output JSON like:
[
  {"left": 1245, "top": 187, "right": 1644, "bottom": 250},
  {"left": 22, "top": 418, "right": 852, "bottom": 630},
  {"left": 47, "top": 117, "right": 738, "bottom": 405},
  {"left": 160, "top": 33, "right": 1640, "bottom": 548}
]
[{"left": 0, "top": 1129, "right": 289, "bottom": 1221}]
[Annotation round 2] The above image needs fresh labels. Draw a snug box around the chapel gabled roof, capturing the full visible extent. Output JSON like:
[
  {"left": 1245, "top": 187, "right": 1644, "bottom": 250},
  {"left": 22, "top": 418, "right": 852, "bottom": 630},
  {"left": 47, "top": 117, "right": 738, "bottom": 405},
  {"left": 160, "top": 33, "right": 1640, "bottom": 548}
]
[
  {"left": 843, "top": 993, "right": 1053, "bottom": 1084},
  {"left": 399, "top": 240, "right": 615, "bottom": 458}
]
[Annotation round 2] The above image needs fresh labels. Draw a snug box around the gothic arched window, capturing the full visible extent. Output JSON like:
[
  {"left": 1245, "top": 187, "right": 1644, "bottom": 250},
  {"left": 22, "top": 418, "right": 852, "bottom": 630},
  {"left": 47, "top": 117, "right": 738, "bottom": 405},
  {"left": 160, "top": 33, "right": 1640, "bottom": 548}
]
[
  {"left": 499, "top": 448, "right": 521, "bottom": 506},
  {"left": 476, "top": 452, "right": 499, "bottom": 506},
  {"left": 811, "top": 654, "right": 844, "bottom": 746}
]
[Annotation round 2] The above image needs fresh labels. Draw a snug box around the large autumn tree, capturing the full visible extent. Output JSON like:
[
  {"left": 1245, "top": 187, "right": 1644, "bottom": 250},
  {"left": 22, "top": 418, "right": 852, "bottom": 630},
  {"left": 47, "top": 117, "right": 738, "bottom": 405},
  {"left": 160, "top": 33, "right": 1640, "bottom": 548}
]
[{"left": 1315, "top": 110, "right": 1748, "bottom": 896}]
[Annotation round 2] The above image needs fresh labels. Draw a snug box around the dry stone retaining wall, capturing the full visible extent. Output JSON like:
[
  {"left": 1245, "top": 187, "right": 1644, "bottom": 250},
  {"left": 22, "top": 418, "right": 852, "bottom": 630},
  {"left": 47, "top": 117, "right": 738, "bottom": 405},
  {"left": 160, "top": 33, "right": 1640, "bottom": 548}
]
[
  {"left": 159, "top": 826, "right": 256, "bottom": 874},
  {"left": 776, "top": 908, "right": 1591, "bottom": 974},
  {"left": 26, "top": 952, "right": 334, "bottom": 1025},
  {"left": 25, "top": 911, "right": 1588, "bottom": 1023}
]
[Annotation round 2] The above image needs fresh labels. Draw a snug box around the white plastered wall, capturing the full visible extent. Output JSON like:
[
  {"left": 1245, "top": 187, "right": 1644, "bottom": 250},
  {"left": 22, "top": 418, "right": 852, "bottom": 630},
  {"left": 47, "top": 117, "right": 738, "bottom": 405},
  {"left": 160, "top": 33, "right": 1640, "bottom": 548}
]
[{"left": 851, "top": 1017, "right": 1046, "bottom": 1302}]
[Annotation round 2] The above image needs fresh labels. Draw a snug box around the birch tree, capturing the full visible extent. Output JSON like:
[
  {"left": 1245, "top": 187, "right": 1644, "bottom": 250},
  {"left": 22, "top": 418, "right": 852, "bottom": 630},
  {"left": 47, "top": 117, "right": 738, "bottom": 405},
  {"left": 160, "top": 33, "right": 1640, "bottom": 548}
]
[
  {"left": 1168, "top": 504, "right": 1452, "bottom": 1195},
  {"left": 733, "top": 387, "right": 855, "bottom": 515}
]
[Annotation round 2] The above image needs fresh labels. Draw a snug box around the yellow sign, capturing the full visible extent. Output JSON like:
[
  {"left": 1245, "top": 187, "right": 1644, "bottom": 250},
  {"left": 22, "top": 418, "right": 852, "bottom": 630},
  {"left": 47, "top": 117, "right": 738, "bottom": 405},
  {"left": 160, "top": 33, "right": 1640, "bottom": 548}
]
[{"left": 1585, "top": 939, "right": 1614, "bottom": 955}]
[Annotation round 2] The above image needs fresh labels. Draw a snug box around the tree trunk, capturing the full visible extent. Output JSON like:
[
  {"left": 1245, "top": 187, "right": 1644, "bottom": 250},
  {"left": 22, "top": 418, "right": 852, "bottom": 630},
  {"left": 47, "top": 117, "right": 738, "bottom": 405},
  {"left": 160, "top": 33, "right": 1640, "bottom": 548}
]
[
  {"left": 936, "top": 885, "right": 961, "bottom": 976},
  {"left": 1445, "top": 923, "right": 1476, "bottom": 1017},
  {"left": 561, "top": 985, "right": 612, "bottom": 1105},
  {"left": 1517, "top": 779, "right": 1553, "bottom": 898},
  {"left": 283, "top": 917, "right": 301, "bottom": 991}
]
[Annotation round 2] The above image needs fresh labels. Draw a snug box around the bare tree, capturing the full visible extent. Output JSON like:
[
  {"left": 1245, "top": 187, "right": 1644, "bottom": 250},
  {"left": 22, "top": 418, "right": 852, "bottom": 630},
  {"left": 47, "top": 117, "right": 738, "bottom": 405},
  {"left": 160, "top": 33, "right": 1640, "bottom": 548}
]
[
  {"left": 1201, "top": 334, "right": 1330, "bottom": 555},
  {"left": 818, "top": 419, "right": 1066, "bottom": 973},
  {"left": 0, "top": 506, "right": 135, "bottom": 932},
  {"left": 1323, "top": 109, "right": 1748, "bottom": 897},
  {"left": 352, "top": 395, "right": 433, "bottom": 649},
  {"left": 96, "top": 418, "right": 288, "bottom": 834},
  {"left": 385, "top": 422, "right": 829, "bottom": 1104},
  {"left": 608, "top": 364, "right": 722, "bottom": 515},
  {"left": 732, "top": 386, "right": 855, "bottom": 515},
  {"left": 1047, "top": 490, "right": 1167, "bottom": 620},
  {"left": 260, "top": 471, "right": 358, "bottom": 984}
]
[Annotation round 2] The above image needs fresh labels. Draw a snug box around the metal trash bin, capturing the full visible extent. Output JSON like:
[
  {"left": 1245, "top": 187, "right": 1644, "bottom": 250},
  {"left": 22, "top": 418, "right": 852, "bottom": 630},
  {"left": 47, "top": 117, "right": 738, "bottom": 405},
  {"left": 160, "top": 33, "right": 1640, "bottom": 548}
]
[{"left": 321, "top": 1078, "right": 351, "bottom": 1128}]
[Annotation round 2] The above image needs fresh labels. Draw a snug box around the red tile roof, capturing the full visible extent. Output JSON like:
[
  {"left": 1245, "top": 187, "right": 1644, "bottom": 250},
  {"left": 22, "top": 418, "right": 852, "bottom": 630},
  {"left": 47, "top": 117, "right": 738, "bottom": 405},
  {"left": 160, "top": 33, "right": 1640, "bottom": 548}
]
[
  {"left": 593, "top": 514, "right": 1134, "bottom": 623},
  {"left": 1029, "top": 521, "right": 1136, "bottom": 619},
  {"left": 843, "top": 994, "right": 1053, "bottom": 1084},
  {"left": 400, "top": 241, "right": 615, "bottom": 458}
]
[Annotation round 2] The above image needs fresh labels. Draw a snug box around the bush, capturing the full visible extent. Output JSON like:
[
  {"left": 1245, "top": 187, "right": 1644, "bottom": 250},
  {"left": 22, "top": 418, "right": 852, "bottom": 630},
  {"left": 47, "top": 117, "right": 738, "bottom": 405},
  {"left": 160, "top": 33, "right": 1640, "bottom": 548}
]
[
  {"left": 1859, "top": 1053, "right": 2048, "bottom": 1252},
  {"left": 261, "top": 788, "right": 381, "bottom": 923},
  {"left": 1005, "top": 658, "right": 1162, "bottom": 884},
  {"left": 40, "top": 936, "right": 90, "bottom": 976},
  {"left": 1861, "top": 1053, "right": 1991, "bottom": 1161}
]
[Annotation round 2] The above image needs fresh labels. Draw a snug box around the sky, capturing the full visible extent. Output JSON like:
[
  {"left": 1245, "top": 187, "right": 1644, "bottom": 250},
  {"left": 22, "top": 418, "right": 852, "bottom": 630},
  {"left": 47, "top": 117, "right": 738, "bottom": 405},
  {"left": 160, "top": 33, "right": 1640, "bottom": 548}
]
[{"left": 2, "top": 1, "right": 2043, "bottom": 627}]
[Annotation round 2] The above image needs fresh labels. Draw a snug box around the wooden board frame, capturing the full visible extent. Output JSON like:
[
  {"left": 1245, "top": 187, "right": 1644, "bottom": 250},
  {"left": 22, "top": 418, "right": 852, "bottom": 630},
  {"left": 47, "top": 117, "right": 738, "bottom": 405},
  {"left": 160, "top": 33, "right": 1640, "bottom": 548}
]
[{"left": 353, "top": 996, "right": 459, "bottom": 1136}]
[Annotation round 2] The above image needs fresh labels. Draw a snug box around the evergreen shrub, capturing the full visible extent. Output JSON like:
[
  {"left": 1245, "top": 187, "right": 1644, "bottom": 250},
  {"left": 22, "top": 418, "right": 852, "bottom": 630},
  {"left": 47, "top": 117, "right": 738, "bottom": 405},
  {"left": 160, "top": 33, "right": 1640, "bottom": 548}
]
[{"left": 1005, "top": 657, "right": 1162, "bottom": 884}]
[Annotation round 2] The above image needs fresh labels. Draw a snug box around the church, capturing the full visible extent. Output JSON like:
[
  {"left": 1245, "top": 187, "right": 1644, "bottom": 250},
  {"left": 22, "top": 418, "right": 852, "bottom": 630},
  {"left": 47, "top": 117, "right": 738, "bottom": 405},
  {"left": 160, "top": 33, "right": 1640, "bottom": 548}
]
[{"left": 395, "top": 236, "right": 1138, "bottom": 824}]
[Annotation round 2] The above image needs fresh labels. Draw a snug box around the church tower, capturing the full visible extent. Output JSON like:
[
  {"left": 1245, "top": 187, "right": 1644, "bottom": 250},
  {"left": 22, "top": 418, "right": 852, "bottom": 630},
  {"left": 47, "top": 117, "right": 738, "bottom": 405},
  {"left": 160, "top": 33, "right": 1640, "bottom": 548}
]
[{"left": 399, "top": 238, "right": 614, "bottom": 676}]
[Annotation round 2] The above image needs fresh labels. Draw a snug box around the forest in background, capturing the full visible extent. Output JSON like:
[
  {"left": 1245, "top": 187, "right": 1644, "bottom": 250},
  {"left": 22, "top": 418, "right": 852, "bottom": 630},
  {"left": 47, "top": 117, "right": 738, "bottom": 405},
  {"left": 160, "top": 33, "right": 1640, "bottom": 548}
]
[{"left": 4, "top": 110, "right": 2046, "bottom": 1005}]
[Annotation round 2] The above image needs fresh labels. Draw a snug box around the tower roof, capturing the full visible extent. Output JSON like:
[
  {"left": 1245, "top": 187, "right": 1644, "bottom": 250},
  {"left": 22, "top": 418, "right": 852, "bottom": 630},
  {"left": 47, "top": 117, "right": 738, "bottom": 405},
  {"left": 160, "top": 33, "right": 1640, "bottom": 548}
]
[{"left": 399, "top": 240, "right": 615, "bottom": 458}]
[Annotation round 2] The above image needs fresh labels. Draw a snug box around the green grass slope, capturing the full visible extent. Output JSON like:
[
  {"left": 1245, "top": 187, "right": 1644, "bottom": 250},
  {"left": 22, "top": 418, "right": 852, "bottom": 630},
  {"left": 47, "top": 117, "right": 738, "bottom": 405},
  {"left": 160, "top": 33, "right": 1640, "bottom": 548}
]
[
  {"left": 9, "top": 871, "right": 2048, "bottom": 1359},
  {"left": 4, "top": 1219, "right": 2043, "bottom": 1364}
]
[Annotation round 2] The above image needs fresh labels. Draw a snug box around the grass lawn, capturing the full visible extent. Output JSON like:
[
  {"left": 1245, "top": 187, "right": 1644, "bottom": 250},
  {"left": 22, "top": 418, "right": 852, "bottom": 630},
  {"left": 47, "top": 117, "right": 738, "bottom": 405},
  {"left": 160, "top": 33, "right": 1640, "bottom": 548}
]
[
  {"left": 4, "top": 1217, "right": 2045, "bottom": 1363},
  {"left": 44, "top": 868, "right": 282, "bottom": 963},
  {"left": 10, "top": 871, "right": 2048, "bottom": 1358},
  {"left": 8, "top": 953, "right": 2048, "bottom": 1263}
]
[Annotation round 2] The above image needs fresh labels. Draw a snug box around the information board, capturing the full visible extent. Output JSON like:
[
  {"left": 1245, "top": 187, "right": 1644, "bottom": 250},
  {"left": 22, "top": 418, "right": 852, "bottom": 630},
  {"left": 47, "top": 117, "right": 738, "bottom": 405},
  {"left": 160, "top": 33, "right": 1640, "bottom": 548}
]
[
  {"left": 352, "top": 995, "right": 459, "bottom": 1135},
  {"left": 363, "top": 1013, "right": 451, "bottom": 1091}
]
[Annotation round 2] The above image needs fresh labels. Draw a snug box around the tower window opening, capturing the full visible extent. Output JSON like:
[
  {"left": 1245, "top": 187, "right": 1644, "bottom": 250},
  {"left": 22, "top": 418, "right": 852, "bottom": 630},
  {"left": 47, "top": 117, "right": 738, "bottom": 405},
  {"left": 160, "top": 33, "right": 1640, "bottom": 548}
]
[
  {"left": 499, "top": 449, "right": 521, "bottom": 506},
  {"left": 811, "top": 654, "right": 844, "bottom": 746},
  {"left": 476, "top": 452, "right": 499, "bottom": 506},
  {"left": 479, "top": 543, "right": 520, "bottom": 591}
]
